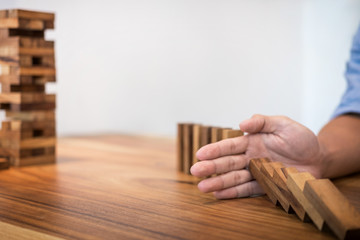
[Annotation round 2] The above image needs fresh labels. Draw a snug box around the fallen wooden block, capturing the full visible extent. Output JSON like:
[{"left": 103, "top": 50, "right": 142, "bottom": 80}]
[
  {"left": 304, "top": 179, "right": 360, "bottom": 240},
  {"left": 287, "top": 171, "right": 325, "bottom": 230},
  {"left": 260, "top": 162, "right": 292, "bottom": 212},
  {"left": 248, "top": 158, "right": 278, "bottom": 204}
]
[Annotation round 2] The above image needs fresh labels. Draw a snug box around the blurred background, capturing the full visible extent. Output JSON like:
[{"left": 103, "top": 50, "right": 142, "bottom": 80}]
[{"left": 1, "top": 0, "right": 359, "bottom": 137}]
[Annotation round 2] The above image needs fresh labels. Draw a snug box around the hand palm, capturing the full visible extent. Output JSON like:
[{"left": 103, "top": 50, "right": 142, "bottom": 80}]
[{"left": 191, "top": 115, "right": 323, "bottom": 199}]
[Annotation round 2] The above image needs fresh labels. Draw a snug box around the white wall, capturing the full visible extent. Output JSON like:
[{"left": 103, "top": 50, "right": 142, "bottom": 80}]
[
  {"left": 0, "top": 0, "right": 359, "bottom": 136},
  {"left": 301, "top": 0, "right": 360, "bottom": 133}
]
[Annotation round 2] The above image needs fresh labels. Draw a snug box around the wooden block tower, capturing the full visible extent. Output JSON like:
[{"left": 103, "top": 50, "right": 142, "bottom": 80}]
[{"left": 0, "top": 9, "right": 56, "bottom": 167}]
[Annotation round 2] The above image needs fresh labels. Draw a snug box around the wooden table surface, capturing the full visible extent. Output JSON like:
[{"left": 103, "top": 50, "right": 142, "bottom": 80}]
[{"left": 0, "top": 135, "right": 359, "bottom": 240}]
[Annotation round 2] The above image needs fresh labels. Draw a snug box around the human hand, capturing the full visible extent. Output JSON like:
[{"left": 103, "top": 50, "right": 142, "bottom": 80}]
[{"left": 190, "top": 114, "right": 324, "bottom": 199}]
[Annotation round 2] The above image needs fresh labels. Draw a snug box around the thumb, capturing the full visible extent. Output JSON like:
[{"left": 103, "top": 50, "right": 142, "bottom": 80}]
[{"left": 240, "top": 114, "right": 279, "bottom": 134}]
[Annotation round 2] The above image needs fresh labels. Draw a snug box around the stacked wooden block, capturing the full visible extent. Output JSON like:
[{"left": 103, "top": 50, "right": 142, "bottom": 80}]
[
  {"left": 0, "top": 9, "right": 56, "bottom": 168},
  {"left": 249, "top": 158, "right": 360, "bottom": 240},
  {"left": 177, "top": 123, "right": 243, "bottom": 175}
]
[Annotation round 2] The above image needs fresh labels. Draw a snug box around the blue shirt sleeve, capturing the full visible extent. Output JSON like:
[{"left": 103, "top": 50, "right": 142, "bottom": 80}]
[{"left": 332, "top": 24, "right": 360, "bottom": 118}]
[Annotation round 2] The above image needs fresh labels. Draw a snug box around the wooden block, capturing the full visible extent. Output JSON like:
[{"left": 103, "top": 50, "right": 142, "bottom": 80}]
[
  {"left": 0, "top": 18, "right": 45, "bottom": 30},
  {"left": 20, "top": 137, "right": 56, "bottom": 149},
  {"left": 260, "top": 162, "right": 291, "bottom": 212},
  {"left": 271, "top": 166, "right": 308, "bottom": 221},
  {"left": 182, "top": 124, "right": 193, "bottom": 175},
  {"left": 248, "top": 158, "right": 278, "bottom": 204},
  {"left": 192, "top": 124, "right": 201, "bottom": 166},
  {"left": 0, "top": 75, "right": 55, "bottom": 85},
  {"left": 0, "top": 157, "right": 10, "bottom": 169},
  {"left": 13, "top": 154, "right": 55, "bottom": 167},
  {"left": 303, "top": 179, "right": 360, "bottom": 240},
  {"left": 221, "top": 129, "right": 244, "bottom": 139},
  {"left": 176, "top": 123, "right": 184, "bottom": 172},
  {"left": 19, "top": 66, "right": 56, "bottom": 76},
  {"left": 281, "top": 166, "right": 299, "bottom": 178},
  {"left": 6, "top": 111, "right": 55, "bottom": 121},
  {"left": 210, "top": 127, "right": 222, "bottom": 143},
  {"left": 286, "top": 172, "right": 325, "bottom": 230},
  {"left": 1, "top": 83, "right": 45, "bottom": 93},
  {"left": 0, "top": 93, "right": 55, "bottom": 104},
  {"left": 0, "top": 102, "right": 56, "bottom": 111},
  {"left": 200, "top": 126, "right": 211, "bottom": 148},
  {"left": 7, "top": 9, "right": 55, "bottom": 21}
]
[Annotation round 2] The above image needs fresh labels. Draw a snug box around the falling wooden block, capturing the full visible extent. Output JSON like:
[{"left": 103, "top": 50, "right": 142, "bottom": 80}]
[
  {"left": 248, "top": 158, "right": 278, "bottom": 204},
  {"left": 271, "top": 165, "right": 308, "bottom": 221},
  {"left": 260, "top": 162, "right": 292, "bottom": 212},
  {"left": 304, "top": 179, "right": 360, "bottom": 240},
  {"left": 286, "top": 172, "right": 325, "bottom": 230}
]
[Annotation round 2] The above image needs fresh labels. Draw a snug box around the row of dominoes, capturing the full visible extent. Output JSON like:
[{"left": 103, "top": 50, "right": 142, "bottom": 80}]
[
  {"left": 249, "top": 158, "right": 360, "bottom": 240},
  {"left": 177, "top": 123, "right": 243, "bottom": 175},
  {"left": 0, "top": 9, "right": 56, "bottom": 168}
]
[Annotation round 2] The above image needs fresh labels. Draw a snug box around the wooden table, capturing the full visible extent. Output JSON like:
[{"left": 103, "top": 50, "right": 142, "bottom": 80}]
[{"left": 0, "top": 135, "right": 359, "bottom": 240}]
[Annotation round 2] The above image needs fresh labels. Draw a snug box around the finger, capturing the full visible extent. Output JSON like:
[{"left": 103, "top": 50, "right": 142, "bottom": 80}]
[
  {"left": 240, "top": 114, "right": 279, "bottom": 134},
  {"left": 196, "top": 136, "right": 249, "bottom": 160},
  {"left": 213, "top": 180, "right": 264, "bottom": 199},
  {"left": 190, "top": 154, "right": 247, "bottom": 177},
  {"left": 197, "top": 169, "right": 252, "bottom": 193}
]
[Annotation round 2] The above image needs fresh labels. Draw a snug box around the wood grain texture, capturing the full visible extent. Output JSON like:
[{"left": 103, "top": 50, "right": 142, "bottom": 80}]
[
  {"left": 182, "top": 123, "right": 193, "bottom": 174},
  {"left": 176, "top": 123, "right": 184, "bottom": 172},
  {"left": 304, "top": 179, "right": 360, "bottom": 240},
  {"left": 248, "top": 158, "right": 278, "bottom": 205},
  {"left": 271, "top": 165, "right": 307, "bottom": 221},
  {"left": 0, "top": 135, "right": 357, "bottom": 239},
  {"left": 287, "top": 172, "right": 325, "bottom": 230},
  {"left": 192, "top": 124, "right": 201, "bottom": 166}
]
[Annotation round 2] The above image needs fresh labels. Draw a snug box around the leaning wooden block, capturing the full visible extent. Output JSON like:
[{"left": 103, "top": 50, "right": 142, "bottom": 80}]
[
  {"left": 271, "top": 165, "right": 308, "bottom": 221},
  {"left": 304, "top": 179, "right": 360, "bottom": 240},
  {"left": 248, "top": 158, "right": 278, "bottom": 204},
  {"left": 260, "top": 162, "right": 291, "bottom": 212},
  {"left": 286, "top": 172, "right": 325, "bottom": 230}
]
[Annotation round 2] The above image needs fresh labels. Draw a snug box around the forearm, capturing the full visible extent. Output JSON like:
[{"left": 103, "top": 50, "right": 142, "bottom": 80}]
[{"left": 318, "top": 114, "right": 360, "bottom": 178}]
